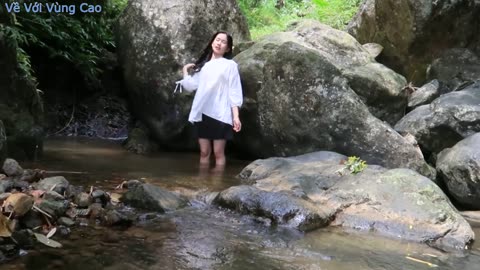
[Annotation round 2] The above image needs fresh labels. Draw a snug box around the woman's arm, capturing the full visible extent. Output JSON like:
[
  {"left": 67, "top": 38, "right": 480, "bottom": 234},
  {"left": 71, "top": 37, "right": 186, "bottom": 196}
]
[
  {"left": 229, "top": 63, "right": 243, "bottom": 132},
  {"left": 178, "top": 63, "right": 199, "bottom": 92},
  {"left": 232, "top": 106, "right": 241, "bottom": 132}
]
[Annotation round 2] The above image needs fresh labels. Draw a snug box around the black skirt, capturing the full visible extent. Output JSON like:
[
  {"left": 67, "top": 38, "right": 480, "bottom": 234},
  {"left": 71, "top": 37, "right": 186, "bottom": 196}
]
[{"left": 193, "top": 114, "right": 233, "bottom": 140}]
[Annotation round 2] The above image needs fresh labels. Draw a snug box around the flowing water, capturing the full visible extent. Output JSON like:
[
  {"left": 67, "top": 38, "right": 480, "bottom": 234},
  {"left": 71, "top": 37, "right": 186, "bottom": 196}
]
[{"left": 1, "top": 138, "right": 479, "bottom": 270}]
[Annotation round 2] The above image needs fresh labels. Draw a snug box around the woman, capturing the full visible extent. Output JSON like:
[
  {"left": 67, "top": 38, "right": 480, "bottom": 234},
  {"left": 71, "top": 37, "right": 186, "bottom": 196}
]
[{"left": 177, "top": 31, "right": 243, "bottom": 168}]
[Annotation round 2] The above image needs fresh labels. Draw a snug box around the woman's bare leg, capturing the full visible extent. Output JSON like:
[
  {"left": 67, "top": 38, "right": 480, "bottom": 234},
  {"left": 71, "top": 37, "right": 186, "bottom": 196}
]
[
  {"left": 198, "top": 139, "right": 212, "bottom": 165},
  {"left": 213, "top": 139, "right": 227, "bottom": 166}
]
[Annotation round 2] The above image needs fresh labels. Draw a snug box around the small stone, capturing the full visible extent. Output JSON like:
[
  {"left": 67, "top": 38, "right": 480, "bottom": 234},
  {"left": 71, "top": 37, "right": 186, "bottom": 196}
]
[
  {"left": 75, "top": 192, "right": 93, "bottom": 208},
  {"left": 2, "top": 159, "right": 24, "bottom": 177},
  {"left": 43, "top": 191, "right": 65, "bottom": 201},
  {"left": 58, "top": 217, "right": 75, "bottom": 227}
]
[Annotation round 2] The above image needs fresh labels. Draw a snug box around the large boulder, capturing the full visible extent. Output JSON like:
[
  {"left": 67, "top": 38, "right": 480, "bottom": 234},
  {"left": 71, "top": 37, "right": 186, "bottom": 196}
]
[
  {"left": 0, "top": 15, "right": 44, "bottom": 160},
  {"left": 395, "top": 82, "right": 480, "bottom": 155},
  {"left": 347, "top": 0, "right": 480, "bottom": 83},
  {"left": 437, "top": 133, "right": 480, "bottom": 209},
  {"left": 218, "top": 153, "right": 474, "bottom": 250},
  {"left": 234, "top": 20, "right": 432, "bottom": 177},
  {"left": 116, "top": 0, "right": 250, "bottom": 150},
  {"left": 426, "top": 48, "right": 480, "bottom": 91}
]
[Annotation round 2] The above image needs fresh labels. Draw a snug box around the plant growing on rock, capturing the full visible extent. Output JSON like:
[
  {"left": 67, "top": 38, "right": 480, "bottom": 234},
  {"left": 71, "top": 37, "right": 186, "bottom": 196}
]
[{"left": 337, "top": 156, "right": 367, "bottom": 175}]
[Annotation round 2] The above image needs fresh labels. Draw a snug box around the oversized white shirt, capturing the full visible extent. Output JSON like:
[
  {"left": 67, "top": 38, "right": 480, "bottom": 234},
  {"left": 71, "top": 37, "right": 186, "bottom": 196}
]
[{"left": 178, "top": 57, "right": 243, "bottom": 125}]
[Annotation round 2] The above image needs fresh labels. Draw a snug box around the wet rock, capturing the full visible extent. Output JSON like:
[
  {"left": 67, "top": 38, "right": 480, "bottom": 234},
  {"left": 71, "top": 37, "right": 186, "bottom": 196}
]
[
  {"left": 20, "top": 210, "right": 43, "bottom": 229},
  {"left": 137, "top": 213, "right": 158, "bottom": 222},
  {"left": 231, "top": 155, "right": 474, "bottom": 250},
  {"left": 74, "top": 192, "right": 93, "bottom": 208},
  {"left": 43, "top": 191, "right": 65, "bottom": 201},
  {"left": 0, "top": 244, "right": 18, "bottom": 260},
  {"left": 57, "top": 225, "right": 71, "bottom": 237},
  {"left": 0, "top": 179, "right": 13, "bottom": 193},
  {"left": 123, "top": 125, "right": 159, "bottom": 154},
  {"left": 88, "top": 203, "right": 105, "bottom": 220},
  {"left": 121, "top": 183, "right": 188, "bottom": 212},
  {"left": 126, "top": 179, "right": 143, "bottom": 189},
  {"left": 91, "top": 189, "right": 109, "bottom": 205},
  {"left": 436, "top": 133, "right": 480, "bottom": 209},
  {"left": 215, "top": 185, "right": 334, "bottom": 231},
  {"left": 58, "top": 217, "right": 75, "bottom": 227},
  {"left": 100, "top": 210, "right": 134, "bottom": 227},
  {"left": 11, "top": 230, "right": 34, "bottom": 248},
  {"left": 407, "top": 80, "right": 441, "bottom": 109},
  {"left": 36, "top": 200, "right": 69, "bottom": 218},
  {"left": 18, "top": 169, "right": 44, "bottom": 183},
  {"left": 2, "top": 159, "right": 23, "bottom": 177},
  {"left": 36, "top": 176, "right": 70, "bottom": 195},
  {"left": 11, "top": 180, "right": 29, "bottom": 191}
]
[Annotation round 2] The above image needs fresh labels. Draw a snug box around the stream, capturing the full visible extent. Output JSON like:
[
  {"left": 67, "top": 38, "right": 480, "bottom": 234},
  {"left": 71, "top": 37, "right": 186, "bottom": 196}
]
[{"left": 1, "top": 138, "right": 479, "bottom": 270}]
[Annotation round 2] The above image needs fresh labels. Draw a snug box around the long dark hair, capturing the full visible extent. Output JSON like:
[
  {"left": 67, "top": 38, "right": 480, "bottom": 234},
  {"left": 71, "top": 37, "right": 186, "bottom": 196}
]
[{"left": 192, "top": 31, "right": 233, "bottom": 73}]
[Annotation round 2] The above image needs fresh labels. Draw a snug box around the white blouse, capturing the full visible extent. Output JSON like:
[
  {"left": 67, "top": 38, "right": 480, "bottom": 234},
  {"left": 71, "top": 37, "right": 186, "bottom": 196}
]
[{"left": 177, "top": 57, "right": 243, "bottom": 125}]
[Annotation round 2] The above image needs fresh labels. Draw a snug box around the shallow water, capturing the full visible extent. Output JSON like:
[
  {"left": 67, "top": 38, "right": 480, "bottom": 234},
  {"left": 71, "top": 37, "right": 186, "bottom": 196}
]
[{"left": 3, "top": 138, "right": 479, "bottom": 269}]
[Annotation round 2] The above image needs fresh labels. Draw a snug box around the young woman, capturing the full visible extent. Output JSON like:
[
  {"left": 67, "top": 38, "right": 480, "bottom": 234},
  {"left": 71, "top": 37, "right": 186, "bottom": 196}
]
[{"left": 177, "top": 31, "right": 243, "bottom": 168}]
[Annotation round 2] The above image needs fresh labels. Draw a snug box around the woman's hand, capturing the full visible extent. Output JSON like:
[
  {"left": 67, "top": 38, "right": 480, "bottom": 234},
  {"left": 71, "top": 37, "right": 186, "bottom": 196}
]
[
  {"left": 183, "top": 63, "right": 196, "bottom": 76},
  {"left": 233, "top": 117, "right": 242, "bottom": 132}
]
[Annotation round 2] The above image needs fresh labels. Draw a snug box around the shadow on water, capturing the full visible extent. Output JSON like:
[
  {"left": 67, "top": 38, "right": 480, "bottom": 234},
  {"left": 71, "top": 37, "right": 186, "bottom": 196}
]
[{"left": 3, "top": 138, "right": 480, "bottom": 270}]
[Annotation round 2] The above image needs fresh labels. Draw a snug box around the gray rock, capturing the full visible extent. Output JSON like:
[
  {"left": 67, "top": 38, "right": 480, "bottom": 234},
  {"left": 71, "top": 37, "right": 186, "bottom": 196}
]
[
  {"left": 427, "top": 48, "right": 480, "bottom": 91},
  {"left": 347, "top": 0, "right": 480, "bottom": 82},
  {"left": 37, "top": 200, "right": 69, "bottom": 218},
  {"left": 215, "top": 185, "right": 334, "bottom": 231},
  {"left": 43, "top": 191, "right": 65, "bottom": 201},
  {"left": 437, "top": 133, "right": 480, "bottom": 208},
  {"left": 0, "top": 179, "right": 13, "bottom": 193},
  {"left": 362, "top": 43, "right": 383, "bottom": 58},
  {"left": 395, "top": 82, "right": 480, "bottom": 154},
  {"left": 121, "top": 183, "right": 188, "bottom": 212},
  {"left": 2, "top": 158, "right": 23, "bottom": 177},
  {"left": 408, "top": 80, "right": 441, "bottom": 109},
  {"left": 0, "top": 24, "right": 44, "bottom": 161},
  {"left": 100, "top": 210, "right": 135, "bottom": 227},
  {"left": 234, "top": 21, "right": 433, "bottom": 177},
  {"left": 74, "top": 192, "right": 93, "bottom": 208},
  {"left": 116, "top": 0, "right": 250, "bottom": 151},
  {"left": 228, "top": 155, "right": 474, "bottom": 250},
  {"left": 58, "top": 217, "right": 75, "bottom": 227},
  {"left": 36, "top": 176, "right": 70, "bottom": 195}
]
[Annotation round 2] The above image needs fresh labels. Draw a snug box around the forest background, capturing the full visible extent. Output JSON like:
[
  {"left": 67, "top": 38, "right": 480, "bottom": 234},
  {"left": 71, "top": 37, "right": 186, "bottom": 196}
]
[{"left": 1, "top": 0, "right": 362, "bottom": 88}]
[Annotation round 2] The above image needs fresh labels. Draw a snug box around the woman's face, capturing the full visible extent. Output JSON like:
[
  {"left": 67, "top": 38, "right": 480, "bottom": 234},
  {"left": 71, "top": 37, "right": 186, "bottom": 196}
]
[{"left": 211, "top": 33, "right": 229, "bottom": 56}]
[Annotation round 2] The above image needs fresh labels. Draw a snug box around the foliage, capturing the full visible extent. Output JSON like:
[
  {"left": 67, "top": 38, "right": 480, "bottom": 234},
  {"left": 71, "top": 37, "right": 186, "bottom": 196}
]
[
  {"left": 1, "top": 0, "right": 128, "bottom": 86},
  {"left": 337, "top": 156, "right": 367, "bottom": 175},
  {"left": 238, "top": 0, "right": 362, "bottom": 40}
]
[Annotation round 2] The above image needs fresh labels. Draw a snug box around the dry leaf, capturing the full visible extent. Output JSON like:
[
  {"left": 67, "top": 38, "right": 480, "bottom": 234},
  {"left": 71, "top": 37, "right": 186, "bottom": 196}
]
[
  {"left": 110, "top": 193, "right": 122, "bottom": 204},
  {"left": 0, "top": 215, "right": 14, "bottom": 237},
  {"left": 34, "top": 232, "right": 62, "bottom": 248},
  {"left": 46, "top": 227, "right": 57, "bottom": 238},
  {"left": 3, "top": 193, "right": 34, "bottom": 216}
]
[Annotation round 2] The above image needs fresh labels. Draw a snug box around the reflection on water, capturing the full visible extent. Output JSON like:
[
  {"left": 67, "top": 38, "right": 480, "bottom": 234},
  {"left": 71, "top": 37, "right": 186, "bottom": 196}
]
[{"left": 4, "top": 138, "right": 480, "bottom": 269}]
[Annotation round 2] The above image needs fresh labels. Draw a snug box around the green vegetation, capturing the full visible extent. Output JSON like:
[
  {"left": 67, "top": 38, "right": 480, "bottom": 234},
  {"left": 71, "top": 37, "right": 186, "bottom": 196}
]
[
  {"left": 1, "top": 0, "right": 128, "bottom": 86},
  {"left": 1, "top": 0, "right": 362, "bottom": 89},
  {"left": 337, "top": 156, "right": 368, "bottom": 175},
  {"left": 238, "top": 0, "right": 362, "bottom": 40}
]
